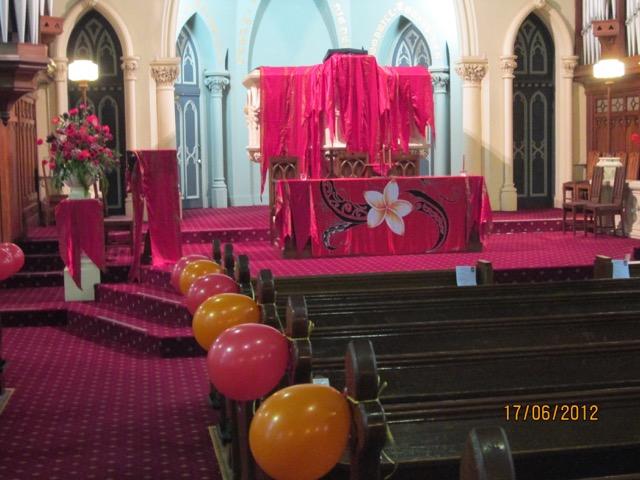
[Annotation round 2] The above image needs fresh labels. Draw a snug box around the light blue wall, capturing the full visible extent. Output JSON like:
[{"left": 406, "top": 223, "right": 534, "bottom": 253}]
[{"left": 176, "top": 0, "right": 463, "bottom": 206}]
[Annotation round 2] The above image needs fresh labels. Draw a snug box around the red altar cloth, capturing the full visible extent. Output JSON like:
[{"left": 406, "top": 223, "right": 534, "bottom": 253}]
[
  {"left": 129, "top": 150, "right": 182, "bottom": 281},
  {"left": 275, "top": 176, "right": 491, "bottom": 257},
  {"left": 55, "top": 199, "right": 105, "bottom": 288},
  {"left": 260, "top": 54, "right": 434, "bottom": 188}
]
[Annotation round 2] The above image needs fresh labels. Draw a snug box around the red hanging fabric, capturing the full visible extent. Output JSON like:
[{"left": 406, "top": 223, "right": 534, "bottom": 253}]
[
  {"left": 128, "top": 149, "right": 182, "bottom": 281},
  {"left": 259, "top": 54, "right": 436, "bottom": 188},
  {"left": 55, "top": 199, "right": 106, "bottom": 288}
]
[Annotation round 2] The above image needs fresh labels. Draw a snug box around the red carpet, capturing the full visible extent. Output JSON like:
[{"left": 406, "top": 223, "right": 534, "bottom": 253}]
[
  {"left": 0, "top": 327, "right": 220, "bottom": 479},
  {"left": 175, "top": 232, "right": 640, "bottom": 277}
]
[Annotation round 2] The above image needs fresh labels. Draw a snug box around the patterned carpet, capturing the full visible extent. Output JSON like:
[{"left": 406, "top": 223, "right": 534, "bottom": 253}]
[{"left": 0, "top": 327, "right": 220, "bottom": 480}]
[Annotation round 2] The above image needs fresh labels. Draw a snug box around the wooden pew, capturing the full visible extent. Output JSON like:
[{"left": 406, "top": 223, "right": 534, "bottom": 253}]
[{"left": 341, "top": 339, "right": 640, "bottom": 480}]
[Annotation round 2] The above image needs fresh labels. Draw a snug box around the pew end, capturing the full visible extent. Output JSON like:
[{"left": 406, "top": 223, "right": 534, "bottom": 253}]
[
  {"left": 223, "top": 243, "right": 235, "bottom": 276},
  {"left": 286, "top": 295, "right": 312, "bottom": 384},
  {"left": 593, "top": 255, "right": 613, "bottom": 279},
  {"left": 212, "top": 238, "right": 222, "bottom": 264},
  {"left": 256, "top": 269, "right": 276, "bottom": 305},
  {"left": 460, "top": 427, "right": 515, "bottom": 480},
  {"left": 234, "top": 254, "right": 252, "bottom": 297},
  {"left": 475, "top": 260, "right": 494, "bottom": 285},
  {"left": 345, "top": 339, "right": 387, "bottom": 480}
]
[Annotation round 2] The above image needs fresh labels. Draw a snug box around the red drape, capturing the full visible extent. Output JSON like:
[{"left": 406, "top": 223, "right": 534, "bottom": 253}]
[
  {"left": 129, "top": 149, "right": 182, "bottom": 281},
  {"left": 260, "top": 54, "right": 435, "bottom": 188},
  {"left": 55, "top": 199, "right": 106, "bottom": 288}
]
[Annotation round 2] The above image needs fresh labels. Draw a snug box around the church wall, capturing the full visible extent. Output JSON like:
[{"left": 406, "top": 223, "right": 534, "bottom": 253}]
[{"left": 39, "top": 0, "right": 583, "bottom": 210}]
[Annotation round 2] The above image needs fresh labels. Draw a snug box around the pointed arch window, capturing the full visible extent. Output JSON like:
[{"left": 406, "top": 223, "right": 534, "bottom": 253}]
[{"left": 392, "top": 24, "right": 432, "bottom": 67}]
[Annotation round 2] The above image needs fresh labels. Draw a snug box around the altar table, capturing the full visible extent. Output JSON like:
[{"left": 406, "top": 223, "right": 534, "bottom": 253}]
[{"left": 275, "top": 176, "right": 491, "bottom": 257}]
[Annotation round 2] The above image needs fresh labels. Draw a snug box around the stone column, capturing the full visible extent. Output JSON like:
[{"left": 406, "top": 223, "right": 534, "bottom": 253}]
[
  {"left": 150, "top": 58, "right": 180, "bottom": 148},
  {"left": 52, "top": 56, "right": 68, "bottom": 114},
  {"left": 204, "top": 71, "right": 230, "bottom": 208},
  {"left": 454, "top": 57, "right": 487, "bottom": 175},
  {"left": 431, "top": 68, "right": 450, "bottom": 176},
  {"left": 500, "top": 55, "right": 518, "bottom": 211},
  {"left": 121, "top": 56, "right": 139, "bottom": 149},
  {"left": 557, "top": 56, "right": 578, "bottom": 207}
]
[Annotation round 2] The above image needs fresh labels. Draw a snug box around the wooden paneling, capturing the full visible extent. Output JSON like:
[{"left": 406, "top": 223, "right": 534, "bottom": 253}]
[{"left": 0, "top": 94, "right": 39, "bottom": 241}]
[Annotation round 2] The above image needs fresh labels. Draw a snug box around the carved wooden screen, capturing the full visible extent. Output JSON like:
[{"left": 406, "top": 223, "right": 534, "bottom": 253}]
[
  {"left": 175, "top": 27, "right": 203, "bottom": 209},
  {"left": 67, "top": 10, "right": 126, "bottom": 215},
  {"left": 513, "top": 14, "right": 555, "bottom": 209},
  {"left": 13, "top": 96, "right": 39, "bottom": 230}
]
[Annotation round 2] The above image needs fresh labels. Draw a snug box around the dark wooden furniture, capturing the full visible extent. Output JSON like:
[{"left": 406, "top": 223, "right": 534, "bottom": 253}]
[
  {"left": 563, "top": 150, "right": 600, "bottom": 201},
  {"left": 268, "top": 156, "right": 298, "bottom": 243},
  {"left": 583, "top": 165, "right": 627, "bottom": 236},
  {"left": 626, "top": 151, "right": 640, "bottom": 180},
  {"left": 333, "top": 152, "right": 372, "bottom": 178},
  {"left": 388, "top": 153, "right": 420, "bottom": 176},
  {"left": 562, "top": 166, "right": 604, "bottom": 234}
]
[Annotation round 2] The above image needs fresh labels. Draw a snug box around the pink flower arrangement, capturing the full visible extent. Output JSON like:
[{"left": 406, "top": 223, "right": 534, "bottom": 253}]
[{"left": 39, "top": 105, "right": 119, "bottom": 193}]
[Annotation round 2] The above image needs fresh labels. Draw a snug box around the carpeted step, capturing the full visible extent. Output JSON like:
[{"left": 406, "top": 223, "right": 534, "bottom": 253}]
[
  {"left": 0, "top": 271, "right": 63, "bottom": 289},
  {"left": 22, "top": 253, "right": 65, "bottom": 272},
  {"left": 491, "top": 218, "right": 563, "bottom": 234},
  {"left": 182, "top": 227, "right": 269, "bottom": 244},
  {"left": 139, "top": 267, "right": 173, "bottom": 290},
  {"left": 17, "top": 238, "right": 59, "bottom": 255},
  {"left": 0, "top": 287, "right": 67, "bottom": 327},
  {"left": 66, "top": 303, "right": 201, "bottom": 358},
  {"left": 95, "top": 283, "right": 191, "bottom": 327}
]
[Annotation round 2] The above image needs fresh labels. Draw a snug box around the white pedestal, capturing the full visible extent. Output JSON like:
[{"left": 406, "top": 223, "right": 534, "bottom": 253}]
[{"left": 64, "top": 254, "right": 101, "bottom": 301}]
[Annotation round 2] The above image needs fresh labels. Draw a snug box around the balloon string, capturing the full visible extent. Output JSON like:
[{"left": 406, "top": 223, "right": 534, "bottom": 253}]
[
  {"left": 344, "top": 377, "right": 397, "bottom": 479},
  {"left": 285, "top": 320, "right": 315, "bottom": 342},
  {"left": 248, "top": 281, "right": 256, "bottom": 301}
]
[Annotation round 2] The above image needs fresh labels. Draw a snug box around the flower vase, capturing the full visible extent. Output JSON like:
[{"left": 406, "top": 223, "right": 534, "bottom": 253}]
[{"left": 65, "top": 174, "right": 90, "bottom": 200}]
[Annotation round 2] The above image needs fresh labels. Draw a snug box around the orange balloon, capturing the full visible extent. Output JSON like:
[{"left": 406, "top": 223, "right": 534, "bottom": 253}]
[
  {"left": 178, "top": 259, "right": 222, "bottom": 295},
  {"left": 192, "top": 293, "right": 260, "bottom": 350},
  {"left": 249, "top": 384, "right": 351, "bottom": 480}
]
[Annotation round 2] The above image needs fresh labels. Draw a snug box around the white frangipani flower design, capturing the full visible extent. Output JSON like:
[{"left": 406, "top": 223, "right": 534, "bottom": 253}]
[{"left": 364, "top": 180, "right": 412, "bottom": 235}]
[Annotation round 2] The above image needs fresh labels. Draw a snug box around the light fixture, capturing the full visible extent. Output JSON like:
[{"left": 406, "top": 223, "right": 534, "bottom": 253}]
[
  {"left": 593, "top": 58, "right": 625, "bottom": 79},
  {"left": 68, "top": 59, "right": 99, "bottom": 103},
  {"left": 592, "top": 18, "right": 625, "bottom": 79}
]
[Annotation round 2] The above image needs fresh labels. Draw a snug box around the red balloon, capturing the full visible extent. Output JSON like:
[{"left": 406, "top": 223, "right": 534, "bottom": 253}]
[
  {"left": 0, "top": 248, "right": 15, "bottom": 282},
  {"left": 185, "top": 273, "right": 240, "bottom": 314},
  {"left": 170, "top": 254, "right": 209, "bottom": 292},
  {"left": 632, "top": 132, "right": 640, "bottom": 145},
  {"left": 0, "top": 243, "right": 24, "bottom": 279},
  {"left": 207, "top": 324, "right": 290, "bottom": 401}
]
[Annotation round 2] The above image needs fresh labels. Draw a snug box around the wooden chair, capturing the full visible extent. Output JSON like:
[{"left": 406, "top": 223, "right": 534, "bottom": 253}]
[
  {"left": 333, "top": 152, "right": 372, "bottom": 178},
  {"left": 564, "top": 150, "right": 600, "bottom": 201},
  {"left": 584, "top": 165, "right": 627, "bottom": 237},
  {"left": 562, "top": 166, "right": 604, "bottom": 234},
  {"left": 269, "top": 156, "right": 298, "bottom": 242},
  {"left": 388, "top": 153, "right": 420, "bottom": 177},
  {"left": 626, "top": 151, "right": 640, "bottom": 180}
]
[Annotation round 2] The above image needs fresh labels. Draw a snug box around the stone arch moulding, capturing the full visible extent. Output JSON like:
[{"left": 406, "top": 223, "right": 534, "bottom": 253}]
[
  {"left": 500, "top": 0, "right": 576, "bottom": 210},
  {"left": 52, "top": 0, "right": 138, "bottom": 148},
  {"left": 454, "top": 0, "right": 479, "bottom": 56},
  {"left": 369, "top": 8, "right": 445, "bottom": 66},
  {"left": 162, "top": 0, "right": 180, "bottom": 57}
]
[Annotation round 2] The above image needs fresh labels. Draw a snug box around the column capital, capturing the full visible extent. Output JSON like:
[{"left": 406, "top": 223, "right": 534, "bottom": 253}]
[
  {"left": 430, "top": 71, "right": 450, "bottom": 94},
  {"left": 204, "top": 71, "right": 230, "bottom": 97},
  {"left": 455, "top": 57, "right": 488, "bottom": 86},
  {"left": 121, "top": 55, "right": 140, "bottom": 81},
  {"left": 500, "top": 55, "right": 518, "bottom": 79},
  {"left": 52, "top": 57, "right": 68, "bottom": 82},
  {"left": 561, "top": 55, "right": 579, "bottom": 79},
  {"left": 35, "top": 59, "right": 57, "bottom": 87},
  {"left": 150, "top": 58, "right": 180, "bottom": 87}
]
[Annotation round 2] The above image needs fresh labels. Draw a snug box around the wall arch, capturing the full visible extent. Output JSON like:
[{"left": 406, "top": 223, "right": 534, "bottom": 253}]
[
  {"left": 52, "top": 0, "right": 134, "bottom": 59},
  {"left": 500, "top": 0, "right": 575, "bottom": 209}
]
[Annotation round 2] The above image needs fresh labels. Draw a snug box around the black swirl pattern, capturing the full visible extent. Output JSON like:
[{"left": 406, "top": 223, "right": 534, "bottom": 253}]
[{"left": 320, "top": 181, "right": 370, "bottom": 223}]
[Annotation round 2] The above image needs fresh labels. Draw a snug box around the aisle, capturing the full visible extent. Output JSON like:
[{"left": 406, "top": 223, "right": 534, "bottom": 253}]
[{"left": 0, "top": 327, "right": 220, "bottom": 480}]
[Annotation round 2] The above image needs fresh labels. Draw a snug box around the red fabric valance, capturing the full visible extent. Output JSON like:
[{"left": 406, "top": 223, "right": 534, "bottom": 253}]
[
  {"left": 129, "top": 149, "right": 182, "bottom": 281},
  {"left": 260, "top": 54, "right": 435, "bottom": 189},
  {"left": 55, "top": 199, "right": 106, "bottom": 288}
]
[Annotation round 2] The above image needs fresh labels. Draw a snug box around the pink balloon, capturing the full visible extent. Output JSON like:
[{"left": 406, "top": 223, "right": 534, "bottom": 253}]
[
  {"left": 0, "top": 248, "right": 14, "bottom": 282},
  {"left": 185, "top": 273, "right": 240, "bottom": 314},
  {"left": 170, "top": 254, "right": 209, "bottom": 292},
  {"left": 207, "top": 324, "right": 290, "bottom": 401},
  {"left": 0, "top": 243, "right": 24, "bottom": 278}
]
